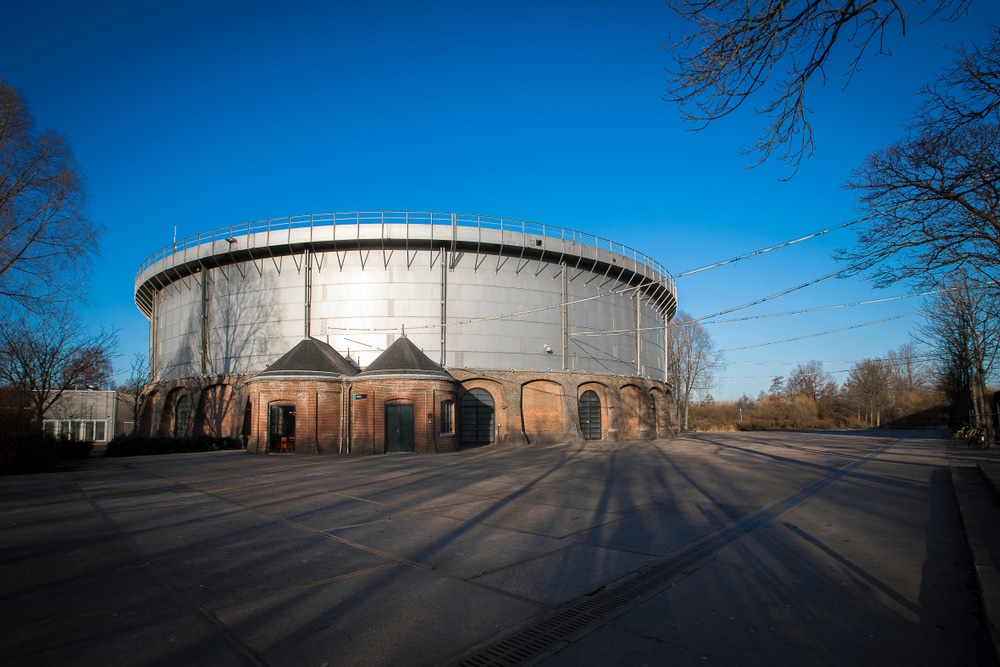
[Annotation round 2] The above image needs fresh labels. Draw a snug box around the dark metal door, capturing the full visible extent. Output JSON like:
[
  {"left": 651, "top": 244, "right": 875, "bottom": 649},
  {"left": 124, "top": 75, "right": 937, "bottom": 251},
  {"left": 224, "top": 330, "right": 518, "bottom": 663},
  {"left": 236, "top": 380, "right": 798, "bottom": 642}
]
[
  {"left": 386, "top": 403, "right": 415, "bottom": 453},
  {"left": 460, "top": 388, "right": 495, "bottom": 445},
  {"left": 579, "top": 390, "right": 602, "bottom": 440}
]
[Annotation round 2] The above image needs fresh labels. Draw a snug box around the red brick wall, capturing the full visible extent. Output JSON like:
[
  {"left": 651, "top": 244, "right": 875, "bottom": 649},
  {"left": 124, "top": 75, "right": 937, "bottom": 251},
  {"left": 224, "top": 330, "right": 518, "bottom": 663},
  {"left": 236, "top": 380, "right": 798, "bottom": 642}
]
[
  {"left": 522, "top": 380, "right": 564, "bottom": 444},
  {"left": 147, "top": 369, "right": 675, "bottom": 455},
  {"left": 348, "top": 378, "right": 458, "bottom": 454},
  {"left": 246, "top": 379, "right": 345, "bottom": 454},
  {"left": 620, "top": 384, "right": 643, "bottom": 440}
]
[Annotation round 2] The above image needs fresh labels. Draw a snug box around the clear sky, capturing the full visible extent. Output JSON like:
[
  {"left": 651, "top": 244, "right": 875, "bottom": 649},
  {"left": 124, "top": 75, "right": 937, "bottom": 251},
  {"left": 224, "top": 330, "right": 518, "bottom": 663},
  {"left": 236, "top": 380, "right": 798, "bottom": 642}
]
[{"left": 2, "top": 1, "right": 998, "bottom": 399}]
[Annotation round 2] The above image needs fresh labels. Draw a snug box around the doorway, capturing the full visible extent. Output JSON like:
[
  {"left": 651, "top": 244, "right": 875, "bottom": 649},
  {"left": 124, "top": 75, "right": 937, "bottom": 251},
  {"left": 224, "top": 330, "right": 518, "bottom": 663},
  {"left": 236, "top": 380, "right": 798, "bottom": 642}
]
[
  {"left": 385, "top": 403, "right": 415, "bottom": 453},
  {"left": 460, "top": 388, "right": 495, "bottom": 446},
  {"left": 268, "top": 404, "right": 296, "bottom": 453}
]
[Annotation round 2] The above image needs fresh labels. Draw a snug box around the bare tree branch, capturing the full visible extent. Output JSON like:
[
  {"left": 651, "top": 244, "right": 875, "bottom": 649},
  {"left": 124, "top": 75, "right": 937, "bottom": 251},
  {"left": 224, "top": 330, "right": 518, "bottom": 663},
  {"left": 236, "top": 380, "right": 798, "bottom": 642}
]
[
  {"left": 0, "top": 310, "right": 117, "bottom": 427},
  {"left": 663, "top": 0, "right": 970, "bottom": 172},
  {"left": 916, "top": 274, "right": 999, "bottom": 438},
  {"left": 667, "top": 311, "right": 726, "bottom": 430},
  {"left": 839, "top": 27, "right": 1000, "bottom": 288},
  {"left": 0, "top": 80, "right": 100, "bottom": 311}
]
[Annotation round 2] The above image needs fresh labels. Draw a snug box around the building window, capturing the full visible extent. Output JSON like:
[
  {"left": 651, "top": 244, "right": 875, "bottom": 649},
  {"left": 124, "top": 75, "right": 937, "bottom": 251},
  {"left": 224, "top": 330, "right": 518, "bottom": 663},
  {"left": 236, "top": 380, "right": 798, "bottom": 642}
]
[
  {"left": 175, "top": 395, "right": 191, "bottom": 437},
  {"left": 42, "top": 419, "right": 111, "bottom": 442},
  {"left": 579, "top": 390, "right": 602, "bottom": 440},
  {"left": 441, "top": 400, "right": 454, "bottom": 434}
]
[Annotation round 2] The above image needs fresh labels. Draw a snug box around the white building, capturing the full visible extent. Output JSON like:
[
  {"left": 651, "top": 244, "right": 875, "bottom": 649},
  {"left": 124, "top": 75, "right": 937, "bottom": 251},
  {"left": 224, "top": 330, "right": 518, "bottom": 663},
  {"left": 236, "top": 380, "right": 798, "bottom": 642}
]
[{"left": 43, "top": 390, "right": 123, "bottom": 442}]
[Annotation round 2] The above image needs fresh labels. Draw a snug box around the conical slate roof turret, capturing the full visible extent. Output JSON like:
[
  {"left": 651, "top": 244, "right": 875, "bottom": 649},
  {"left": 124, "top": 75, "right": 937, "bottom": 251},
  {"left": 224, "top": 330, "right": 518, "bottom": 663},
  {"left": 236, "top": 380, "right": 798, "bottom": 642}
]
[
  {"left": 357, "top": 335, "right": 451, "bottom": 378},
  {"left": 253, "top": 337, "right": 358, "bottom": 380}
]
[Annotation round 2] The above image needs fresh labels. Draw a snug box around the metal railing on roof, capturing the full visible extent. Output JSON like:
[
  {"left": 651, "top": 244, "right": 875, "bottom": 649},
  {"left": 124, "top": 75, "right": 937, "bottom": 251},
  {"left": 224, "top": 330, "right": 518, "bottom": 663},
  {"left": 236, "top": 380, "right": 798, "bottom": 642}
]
[{"left": 135, "top": 211, "right": 675, "bottom": 289}]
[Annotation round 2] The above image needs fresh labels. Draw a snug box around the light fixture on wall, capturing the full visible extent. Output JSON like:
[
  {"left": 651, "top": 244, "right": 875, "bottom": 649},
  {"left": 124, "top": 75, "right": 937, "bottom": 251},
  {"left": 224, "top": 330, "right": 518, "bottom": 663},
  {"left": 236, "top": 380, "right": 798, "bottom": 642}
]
[{"left": 543, "top": 344, "right": 553, "bottom": 354}]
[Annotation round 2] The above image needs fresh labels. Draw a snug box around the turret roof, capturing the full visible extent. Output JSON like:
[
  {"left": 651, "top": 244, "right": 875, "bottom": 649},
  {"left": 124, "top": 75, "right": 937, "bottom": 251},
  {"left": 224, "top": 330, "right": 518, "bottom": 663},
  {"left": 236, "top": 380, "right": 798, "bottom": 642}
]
[
  {"left": 357, "top": 336, "right": 451, "bottom": 378},
  {"left": 254, "top": 337, "right": 358, "bottom": 379}
]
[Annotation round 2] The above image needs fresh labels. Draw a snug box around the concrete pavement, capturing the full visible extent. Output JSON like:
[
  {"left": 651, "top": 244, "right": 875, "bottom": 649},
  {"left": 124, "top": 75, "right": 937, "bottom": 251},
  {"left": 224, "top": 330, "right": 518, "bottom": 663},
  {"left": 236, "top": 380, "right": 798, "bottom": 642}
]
[
  {"left": 947, "top": 435, "right": 1000, "bottom": 665},
  {"left": 1, "top": 430, "right": 995, "bottom": 666}
]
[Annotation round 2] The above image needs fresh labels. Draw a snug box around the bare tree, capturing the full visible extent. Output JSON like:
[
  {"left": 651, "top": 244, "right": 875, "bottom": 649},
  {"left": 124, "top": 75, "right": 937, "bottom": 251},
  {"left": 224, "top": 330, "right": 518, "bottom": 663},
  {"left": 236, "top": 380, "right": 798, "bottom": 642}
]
[
  {"left": 843, "top": 358, "right": 894, "bottom": 427},
  {"left": 0, "top": 310, "right": 117, "bottom": 428},
  {"left": 116, "top": 351, "right": 156, "bottom": 435},
  {"left": 668, "top": 311, "right": 725, "bottom": 430},
  {"left": 839, "top": 29, "right": 1000, "bottom": 288},
  {"left": 918, "top": 275, "right": 1000, "bottom": 439},
  {"left": 663, "top": 0, "right": 970, "bottom": 170},
  {"left": 786, "top": 359, "right": 841, "bottom": 420},
  {"left": 785, "top": 360, "right": 837, "bottom": 402},
  {"left": 0, "top": 80, "right": 99, "bottom": 310},
  {"left": 885, "top": 342, "right": 932, "bottom": 393}
]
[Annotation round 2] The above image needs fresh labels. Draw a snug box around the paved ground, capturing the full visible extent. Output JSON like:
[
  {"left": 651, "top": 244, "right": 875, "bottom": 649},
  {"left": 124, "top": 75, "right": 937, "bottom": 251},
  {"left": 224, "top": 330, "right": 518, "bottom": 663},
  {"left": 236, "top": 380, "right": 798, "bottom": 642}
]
[{"left": 1, "top": 430, "right": 996, "bottom": 666}]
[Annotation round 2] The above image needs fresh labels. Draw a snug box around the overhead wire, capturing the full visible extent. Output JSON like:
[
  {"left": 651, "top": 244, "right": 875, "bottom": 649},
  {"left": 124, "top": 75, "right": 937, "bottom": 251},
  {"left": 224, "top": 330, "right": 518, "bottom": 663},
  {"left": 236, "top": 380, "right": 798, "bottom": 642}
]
[
  {"left": 715, "top": 311, "right": 923, "bottom": 353},
  {"left": 317, "top": 212, "right": 924, "bottom": 378},
  {"left": 672, "top": 214, "right": 874, "bottom": 278}
]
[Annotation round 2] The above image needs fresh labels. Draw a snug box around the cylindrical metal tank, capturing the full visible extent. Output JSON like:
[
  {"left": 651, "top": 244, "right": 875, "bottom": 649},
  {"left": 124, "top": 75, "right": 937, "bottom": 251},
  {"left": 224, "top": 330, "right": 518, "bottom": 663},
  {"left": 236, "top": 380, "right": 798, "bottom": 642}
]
[{"left": 135, "top": 211, "right": 678, "bottom": 382}]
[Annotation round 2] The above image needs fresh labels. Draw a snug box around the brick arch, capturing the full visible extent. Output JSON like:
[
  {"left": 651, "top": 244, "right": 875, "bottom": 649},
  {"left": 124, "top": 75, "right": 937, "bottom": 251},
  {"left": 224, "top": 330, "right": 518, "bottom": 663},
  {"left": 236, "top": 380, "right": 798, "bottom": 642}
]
[
  {"left": 458, "top": 379, "right": 503, "bottom": 446},
  {"left": 521, "top": 379, "right": 564, "bottom": 445},
  {"left": 159, "top": 388, "right": 192, "bottom": 437},
  {"left": 459, "top": 386, "right": 496, "bottom": 446},
  {"left": 620, "top": 384, "right": 646, "bottom": 440},
  {"left": 138, "top": 390, "right": 160, "bottom": 437},
  {"left": 193, "top": 383, "right": 237, "bottom": 438},
  {"left": 649, "top": 386, "right": 669, "bottom": 438},
  {"left": 577, "top": 382, "right": 611, "bottom": 441},
  {"left": 458, "top": 378, "right": 503, "bottom": 398}
]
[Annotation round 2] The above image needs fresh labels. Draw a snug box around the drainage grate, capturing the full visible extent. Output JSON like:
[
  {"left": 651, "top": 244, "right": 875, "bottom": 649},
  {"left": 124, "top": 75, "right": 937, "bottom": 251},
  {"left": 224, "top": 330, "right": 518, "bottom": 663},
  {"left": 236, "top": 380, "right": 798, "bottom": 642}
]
[{"left": 450, "top": 437, "right": 898, "bottom": 666}]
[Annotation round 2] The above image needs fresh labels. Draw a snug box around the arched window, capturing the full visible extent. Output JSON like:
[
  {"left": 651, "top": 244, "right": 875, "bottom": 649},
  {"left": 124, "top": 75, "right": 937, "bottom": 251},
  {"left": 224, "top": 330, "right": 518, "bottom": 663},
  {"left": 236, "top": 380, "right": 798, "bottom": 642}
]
[
  {"left": 578, "top": 390, "right": 602, "bottom": 440},
  {"left": 175, "top": 395, "right": 191, "bottom": 437},
  {"left": 460, "top": 388, "right": 495, "bottom": 445}
]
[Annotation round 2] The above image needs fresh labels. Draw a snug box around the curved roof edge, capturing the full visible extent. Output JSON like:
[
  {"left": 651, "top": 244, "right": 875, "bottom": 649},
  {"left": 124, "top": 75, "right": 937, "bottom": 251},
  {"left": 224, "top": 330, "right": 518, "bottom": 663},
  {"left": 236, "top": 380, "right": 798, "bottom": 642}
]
[{"left": 134, "top": 211, "right": 678, "bottom": 320}]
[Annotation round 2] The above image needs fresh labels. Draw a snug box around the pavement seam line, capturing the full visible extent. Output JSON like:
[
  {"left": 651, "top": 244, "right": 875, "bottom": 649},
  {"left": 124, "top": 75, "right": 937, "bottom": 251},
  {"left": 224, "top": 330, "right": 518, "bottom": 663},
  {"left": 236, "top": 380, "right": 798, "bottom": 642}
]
[
  {"left": 75, "top": 482, "right": 270, "bottom": 667},
  {"left": 446, "top": 434, "right": 903, "bottom": 666}
]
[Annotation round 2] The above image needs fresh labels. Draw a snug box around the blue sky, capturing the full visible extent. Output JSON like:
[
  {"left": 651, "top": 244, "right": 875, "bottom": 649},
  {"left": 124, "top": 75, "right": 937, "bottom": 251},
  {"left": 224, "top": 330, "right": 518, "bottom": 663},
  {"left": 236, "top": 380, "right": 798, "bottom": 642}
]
[{"left": 2, "top": 1, "right": 998, "bottom": 399}]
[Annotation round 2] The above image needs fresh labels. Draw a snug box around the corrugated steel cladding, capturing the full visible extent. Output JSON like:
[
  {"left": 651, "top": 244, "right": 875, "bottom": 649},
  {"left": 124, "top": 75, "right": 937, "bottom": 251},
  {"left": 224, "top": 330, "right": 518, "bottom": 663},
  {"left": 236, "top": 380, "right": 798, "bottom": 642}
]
[{"left": 133, "top": 212, "right": 678, "bottom": 450}]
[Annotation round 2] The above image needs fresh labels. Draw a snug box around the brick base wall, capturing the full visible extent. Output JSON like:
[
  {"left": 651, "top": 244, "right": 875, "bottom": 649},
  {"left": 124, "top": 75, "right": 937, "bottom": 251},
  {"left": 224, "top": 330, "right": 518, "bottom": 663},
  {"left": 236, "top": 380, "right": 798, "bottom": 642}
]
[{"left": 142, "top": 369, "right": 675, "bottom": 455}]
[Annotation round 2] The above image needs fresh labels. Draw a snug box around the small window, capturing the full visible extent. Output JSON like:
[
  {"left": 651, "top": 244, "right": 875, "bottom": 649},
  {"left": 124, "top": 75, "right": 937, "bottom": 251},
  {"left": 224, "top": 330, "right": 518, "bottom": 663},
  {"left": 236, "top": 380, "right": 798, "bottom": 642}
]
[
  {"left": 441, "top": 400, "right": 454, "bottom": 434},
  {"left": 94, "top": 421, "right": 107, "bottom": 441}
]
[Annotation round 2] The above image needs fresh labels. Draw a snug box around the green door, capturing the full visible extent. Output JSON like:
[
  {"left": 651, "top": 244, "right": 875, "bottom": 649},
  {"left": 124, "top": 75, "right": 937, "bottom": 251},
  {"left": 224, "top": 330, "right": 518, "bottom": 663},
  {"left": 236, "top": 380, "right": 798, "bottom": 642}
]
[{"left": 385, "top": 403, "right": 415, "bottom": 453}]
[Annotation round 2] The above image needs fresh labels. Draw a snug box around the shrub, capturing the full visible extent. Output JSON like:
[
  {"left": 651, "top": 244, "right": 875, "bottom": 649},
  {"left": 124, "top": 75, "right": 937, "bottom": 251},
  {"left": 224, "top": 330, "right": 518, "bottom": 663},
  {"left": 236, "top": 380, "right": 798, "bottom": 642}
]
[
  {"left": 105, "top": 434, "right": 243, "bottom": 457},
  {"left": 0, "top": 436, "right": 57, "bottom": 474},
  {"left": 56, "top": 439, "right": 94, "bottom": 459}
]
